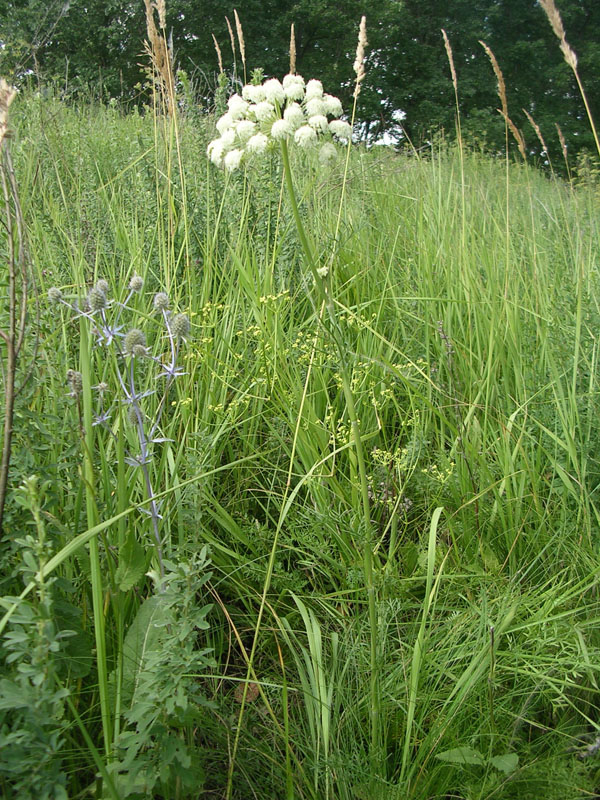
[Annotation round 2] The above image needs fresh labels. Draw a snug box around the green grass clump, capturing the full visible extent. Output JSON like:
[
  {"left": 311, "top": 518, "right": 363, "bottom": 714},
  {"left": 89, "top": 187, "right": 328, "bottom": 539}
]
[{"left": 0, "top": 87, "right": 599, "bottom": 799}]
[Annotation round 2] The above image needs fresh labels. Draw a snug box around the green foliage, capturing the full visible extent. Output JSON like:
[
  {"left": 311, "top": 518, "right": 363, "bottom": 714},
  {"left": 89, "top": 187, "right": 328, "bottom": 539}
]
[
  {"left": 2, "top": 1, "right": 600, "bottom": 165},
  {"left": 109, "top": 548, "right": 215, "bottom": 798},
  {"left": 1, "top": 87, "right": 600, "bottom": 798}
]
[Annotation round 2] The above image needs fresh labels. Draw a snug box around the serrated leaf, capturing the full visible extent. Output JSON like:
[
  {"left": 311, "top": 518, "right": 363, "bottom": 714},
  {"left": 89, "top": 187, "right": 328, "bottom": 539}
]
[
  {"left": 490, "top": 752, "right": 519, "bottom": 774},
  {"left": 115, "top": 531, "right": 147, "bottom": 592},
  {"left": 121, "top": 596, "right": 171, "bottom": 708},
  {"left": 435, "top": 746, "right": 485, "bottom": 766},
  {"left": 53, "top": 597, "right": 94, "bottom": 678}
]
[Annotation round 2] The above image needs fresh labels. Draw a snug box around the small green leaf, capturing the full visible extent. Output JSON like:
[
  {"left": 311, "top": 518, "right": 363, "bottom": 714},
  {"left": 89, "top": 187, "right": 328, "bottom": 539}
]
[
  {"left": 490, "top": 752, "right": 519, "bottom": 774},
  {"left": 115, "top": 530, "right": 147, "bottom": 592},
  {"left": 435, "top": 746, "right": 485, "bottom": 766}
]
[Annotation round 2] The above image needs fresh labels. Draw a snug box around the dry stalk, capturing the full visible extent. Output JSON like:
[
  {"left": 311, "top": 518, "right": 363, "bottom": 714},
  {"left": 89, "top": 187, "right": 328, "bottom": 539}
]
[
  {"left": 441, "top": 29, "right": 457, "bottom": 93},
  {"left": 143, "top": 0, "right": 175, "bottom": 115},
  {"left": 353, "top": 16, "right": 367, "bottom": 99},
  {"left": 539, "top": 0, "right": 600, "bottom": 157},
  {"left": 289, "top": 23, "right": 296, "bottom": 75},
  {"left": 539, "top": 0, "right": 577, "bottom": 70},
  {"left": 225, "top": 16, "right": 236, "bottom": 63},
  {"left": 233, "top": 9, "right": 246, "bottom": 83},
  {"left": 556, "top": 123, "right": 570, "bottom": 174},
  {"left": 480, "top": 41, "right": 526, "bottom": 160},
  {"left": 0, "top": 88, "right": 36, "bottom": 537},
  {"left": 523, "top": 109, "right": 549, "bottom": 156},
  {"left": 212, "top": 34, "right": 224, "bottom": 74}
]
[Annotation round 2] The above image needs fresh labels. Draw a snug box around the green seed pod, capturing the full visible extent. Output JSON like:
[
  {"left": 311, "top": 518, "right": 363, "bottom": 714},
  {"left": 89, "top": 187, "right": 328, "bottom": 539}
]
[
  {"left": 88, "top": 285, "right": 107, "bottom": 312},
  {"left": 172, "top": 313, "right": 190, "bottom": 339},
  {"left": 124, "top": 328, "right": 146, "bottom": 356},
  {"left": 153, "top": 292, "right": 169, "bottom": 311}
]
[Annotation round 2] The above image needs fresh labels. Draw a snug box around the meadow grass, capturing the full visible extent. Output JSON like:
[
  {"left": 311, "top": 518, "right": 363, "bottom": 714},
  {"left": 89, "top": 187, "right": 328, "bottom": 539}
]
[{"left": 0, "top": 87, "right": 600, "bottom": 799}]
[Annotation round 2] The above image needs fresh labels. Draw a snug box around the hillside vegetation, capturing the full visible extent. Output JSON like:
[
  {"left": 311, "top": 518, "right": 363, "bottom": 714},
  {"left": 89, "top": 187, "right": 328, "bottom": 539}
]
[{"left": 1, "top": 83, "right": 600, "bottom": 799}]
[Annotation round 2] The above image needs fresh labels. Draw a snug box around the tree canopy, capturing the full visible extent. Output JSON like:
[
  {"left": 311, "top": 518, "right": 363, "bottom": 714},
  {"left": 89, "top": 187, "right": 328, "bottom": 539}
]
[{"left": 0, "top": 0, "right": 598, "bottom": 165}]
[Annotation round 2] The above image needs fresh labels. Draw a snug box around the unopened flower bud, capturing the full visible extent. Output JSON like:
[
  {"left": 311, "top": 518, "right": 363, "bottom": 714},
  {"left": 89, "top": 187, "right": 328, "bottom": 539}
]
[
  {"left": 153, "top": 292, "right": 169, "bottom": 311},
  {"left": 124, "top": 328, "right": 146, "bottom": 356},
  {"left": 96, "top": 279, "right": 109, "bottom": 294},
  {"left": 127, "top": 405, "right": 140, "bottom": 426},
  {"left": 172, "top": 313, "right": 190, "bottom": 339}
]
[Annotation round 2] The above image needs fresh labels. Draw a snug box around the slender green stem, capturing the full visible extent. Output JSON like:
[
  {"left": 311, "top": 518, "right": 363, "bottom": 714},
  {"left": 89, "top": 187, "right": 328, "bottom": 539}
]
[
  {"left": 79, "top": 321, "right": 112, "bottom": 761},
  {"left": 279, "top": 138, "right": 380, "bottom": 763}
]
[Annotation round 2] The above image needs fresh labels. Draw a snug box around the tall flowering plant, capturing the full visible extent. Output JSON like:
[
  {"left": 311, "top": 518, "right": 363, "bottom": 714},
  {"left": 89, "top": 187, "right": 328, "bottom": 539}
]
[{"left": 210, "top": 17, "right": 382, "bottom": 785}]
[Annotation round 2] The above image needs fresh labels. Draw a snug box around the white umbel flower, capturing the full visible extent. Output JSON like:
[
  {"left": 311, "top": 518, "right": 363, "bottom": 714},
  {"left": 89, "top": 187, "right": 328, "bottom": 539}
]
[
  {"left": 224, "top": 148, "right": 244, "bottom": 172},
  {"left": 263, "top": 78, "right": 285, "bottom": 106},
  {"left": 253, "top": 101, "right": 276, "bottom": 122},
  {"left": 305, "top": 97, "right": 326, "bottom": 118},
  {"left": 220, "top": 128, "right": 236, "bottom": 149},
  {"left": 271, "top": 119, "right": 293, "bottom": 140},
  {"left": 284, "top": 82, "right": 304, "bottom": 102},
  {"left": 207, "top": 138, "right": 226, "bottom": 166},
  {"left": 283, "top": 73, "right": 305, "bottom": 89},
  {"left": 228, "top": 94, "right": 249, "bottom": 120},
  {"left": 308, "top": 114, "right": 328, "bottom": 134},
  {"left": 236, "top": 119, "right": 256, "bottom": 143},
  {"left": 283, "top": 102, "right": 305, "bottom": 130},
  {"left": 329, "top": 119, "right": 353, "bottom": 142},
  {"left": 294, "top": 125, "right": 317, "bottom": 148},
  {"left": 216, "top": 112, "right": 234, "bottom": 134},
  {"left": 305, "top": 79, "right": 323, "bottom": 101},
  {"left": 242, "top": 84, "right": 266, "bottom": 103},
  {"left": 246, "top": 133, "right": 269, "bottom": 153},
  {"left": 323, "top": 94, "right": 343, "bottom": 118},
  {"left": 319, "top": 142, "right": 338, "bottom": 166}
]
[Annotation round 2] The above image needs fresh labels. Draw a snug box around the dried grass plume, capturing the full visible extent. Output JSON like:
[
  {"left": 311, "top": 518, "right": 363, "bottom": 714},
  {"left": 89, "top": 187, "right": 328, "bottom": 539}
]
[
  {"left": 234, "top": 9, "right": 246, "bottom": 80},
  {"left": 212, "top": 34, "right": 224, "bottom": 74},
  {"left": 353, "top": 15, "right": 367, "bottom": 99},
  {"left": 539, "top": 0, "right": 577, "bottom": 70},
  {"left": 289, "top": 23, "right": 296, "bottom": 75}
]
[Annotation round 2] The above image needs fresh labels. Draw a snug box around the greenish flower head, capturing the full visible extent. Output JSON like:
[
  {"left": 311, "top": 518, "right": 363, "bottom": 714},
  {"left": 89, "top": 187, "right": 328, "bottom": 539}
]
[
  {"left": 124, "top": 328, "right": 146, "bottom": 356},
  {"left": 172, "top": 313, "right": 191, "bottom": 339},
  {"left": 88, "top": 285, "right": 107, "bottom": 312},
  {"left": 47, "top": 287, "right": 63, "bottom": 304},
  {"left": 129, "top": 274, "right": 144, "bottom": 292},
  {"left": 153, "top": 292, "right": 170, "bottom": 311}
]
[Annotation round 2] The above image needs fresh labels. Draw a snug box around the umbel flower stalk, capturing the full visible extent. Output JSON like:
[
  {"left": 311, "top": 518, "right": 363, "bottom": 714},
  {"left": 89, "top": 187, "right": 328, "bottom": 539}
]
[{"left": 218, "top": 19, "right": 381, "bottom": 789}]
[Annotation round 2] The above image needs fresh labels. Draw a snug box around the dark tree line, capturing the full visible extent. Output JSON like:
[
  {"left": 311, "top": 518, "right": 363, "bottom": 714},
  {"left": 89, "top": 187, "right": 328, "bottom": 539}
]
[{"left": 0, "top": 0, "right": 599, "bottom": 165}]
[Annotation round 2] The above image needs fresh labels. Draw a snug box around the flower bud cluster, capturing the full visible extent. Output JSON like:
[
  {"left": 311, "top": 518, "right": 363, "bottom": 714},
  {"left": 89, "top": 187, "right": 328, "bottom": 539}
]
[{"left": 207, "top": 74, "right": 352, "bottom": 172}]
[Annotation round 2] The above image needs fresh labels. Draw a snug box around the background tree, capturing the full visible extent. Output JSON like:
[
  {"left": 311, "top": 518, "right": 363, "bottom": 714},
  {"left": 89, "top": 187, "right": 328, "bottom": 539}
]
[{"left": 0, "top": 0, "right": 598, "bottom": 166}]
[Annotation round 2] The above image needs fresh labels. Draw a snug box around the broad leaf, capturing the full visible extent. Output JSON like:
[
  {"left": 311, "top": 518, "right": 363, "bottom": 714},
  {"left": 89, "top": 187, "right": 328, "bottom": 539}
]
[
  {"left": 115, "top": 530, "right": 147, "bottom": 592},
  {"left": 435, "top": 747, "right": 485, "bottom": 766},
  {"left": 490, "top": 753, "right": 519, "bottom": 774},
  {"left": 121, "top": 596, "right": 170, "bottom": 708}
]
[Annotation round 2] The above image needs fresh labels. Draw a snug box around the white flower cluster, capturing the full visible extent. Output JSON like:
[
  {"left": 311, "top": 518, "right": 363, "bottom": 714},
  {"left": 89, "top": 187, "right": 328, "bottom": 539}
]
[{"left": 207, "top": 74, "right": 352, "bottom": 171}]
